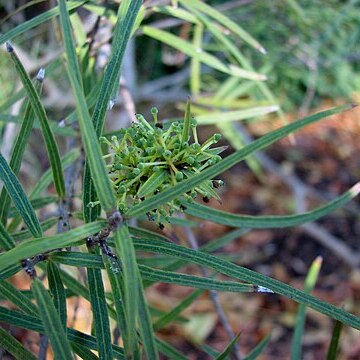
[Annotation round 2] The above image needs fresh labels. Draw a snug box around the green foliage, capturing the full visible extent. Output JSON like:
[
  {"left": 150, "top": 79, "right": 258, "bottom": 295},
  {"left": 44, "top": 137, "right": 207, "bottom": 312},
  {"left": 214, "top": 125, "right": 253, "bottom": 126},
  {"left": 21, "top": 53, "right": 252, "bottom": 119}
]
[{"left": 0, "top": 1, "right": 359, "bottom": 359}]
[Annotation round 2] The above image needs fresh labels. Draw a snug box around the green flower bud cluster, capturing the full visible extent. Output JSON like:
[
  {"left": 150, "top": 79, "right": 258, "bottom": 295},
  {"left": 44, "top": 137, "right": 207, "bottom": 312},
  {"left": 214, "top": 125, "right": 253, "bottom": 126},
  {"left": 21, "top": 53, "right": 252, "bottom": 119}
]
[{"left": 101, "top": 103, "right": 224, "bottom": 228}]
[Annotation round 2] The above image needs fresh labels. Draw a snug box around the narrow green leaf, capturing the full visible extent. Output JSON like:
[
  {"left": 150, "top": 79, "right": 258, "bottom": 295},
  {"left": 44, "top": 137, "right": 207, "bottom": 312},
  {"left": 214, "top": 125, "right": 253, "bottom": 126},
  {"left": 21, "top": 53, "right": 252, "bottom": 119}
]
[
  {"left": 86, "top": 266, "right": 113, "bottom": 360},
  {"left": 243, "top": 334, "right": 271, "bottom": 360},
  {"left": 0, "top": 264, "right": 22, "bottom": 280},
  {"left": 71, "top": 343, "right": 99, "bottom": 360},
  {"left": 113, "top": 224, "right": 139, "bottom": 356},
  {"left": 0, "top": 306, "right": 125, "bottom": 359},
  {"left": 0, "top": 153, "right": 42, "bottom": 238},
  {"left": 47, "top": 261, "right": 67, "bottom": 330},
  {"left": 154, "top": 289, "right": 203, "bottom": 330},
  {"left": 155, "top": 338, "right": 187, "bottom": 360},
  {"left": 190, "top": 22, "right": 203, "bottom": 95},
  {"left": 12, "top": 217, "right": 58, "bottom": 242},
  {"left": 102, "top": 254, "right": 128, "bottom": 353},
  {"left": 326, "top": 320, "right": 343, "bottom": 360},
  {"left": 142, "top": 26, "right": 266, "bottom": 81},
  {"left": 127, "top": 105, "right": 355, "bottom": 217},
  {"left": 0, "top": 280, "right": 38, "bottom": 316},
  {"left": 8, "top": 196, "right": 58, "bottom": 218},
  {"left": 32, "top": 278, "right": 73, "bottom": 359},
  {"left": 179, "top": 0, "right": 266, "bottom": 54},
  {"left": 0, "top": 70, "right": 43, "bottom": 225},
  {"left": 137, "top": 169, "right": 168, "bottom": 198},
  {"left": 83, "top": 0, "right": 142, "bottom": 219},
  {"left": 291, "top": 257, "right": 322, "bottom": 359},
  {"left": 0, "top": 1, "right": 86, "bottom": 46},
  {"left": 0, "top": 221, "right": 105, "bottom": 271},
  {"left": 138, "top": 273, "right": 159, "bottom": 360},
  {"left": 6, "top": 44, "right": 65, "bottom": 197},
  {"left": 0, "top": 326, "right": 37, "bottom": 360},
  {"left": 181, "top": 98, "right": 191, "bottom": 144},
  {"left": 30, "top": 148, "right": 80, "bottom": 199},
  {"left": 183, "top": 183, "right": 359, "bottom": 228},
  {"left": 194, "top": 105, "right": 280, "bottom": 125},
  {"left": 0, "top": 221, "right": 15, "bottom": 250},
  {"left": 132, "top": 238, "right": 360, "bottom": 330},
  {"left": 48, "top": 251, "right": 255, "bottom": 293},
  {"left": 58, "top": 0, "right": 116, "bottom": 212},
  {"left": 215, "top": 332, "right": 241, "bottom": 360},
  {"left": 154, "top": 5, "right": 199, "bottom": 24}
]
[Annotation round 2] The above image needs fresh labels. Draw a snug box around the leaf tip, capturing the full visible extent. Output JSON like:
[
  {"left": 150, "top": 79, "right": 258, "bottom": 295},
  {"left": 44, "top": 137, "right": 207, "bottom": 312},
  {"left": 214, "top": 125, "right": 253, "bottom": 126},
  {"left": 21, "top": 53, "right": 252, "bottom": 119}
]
[{"left": 350, "top": 182, "right": 360, "bottom": 197}]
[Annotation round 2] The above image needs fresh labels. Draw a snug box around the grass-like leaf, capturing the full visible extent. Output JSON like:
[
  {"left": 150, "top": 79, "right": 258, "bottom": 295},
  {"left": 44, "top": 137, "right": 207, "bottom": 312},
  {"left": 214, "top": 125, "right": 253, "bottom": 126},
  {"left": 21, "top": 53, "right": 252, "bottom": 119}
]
[
  {"left": 8, "top": 196, "right": 58, "bottom": 218},
  {"left": 132, "top": 238, "right": 360, "bottom": 330},
  {"left": 243, "top": 334, "right": 271, "bottom": 360},
  {"left": 142, "top": 26, "right": 266, "bottom": 81},
  {"left": 326, "top": 320, "right": 343, "bottom": 360},
  {"left": 58, "top": 0, "right": 116, "bottom": 212},
  {"left": 86, "top": 265, "right": 113, "bottom": 360},
  {"left": 113, "top": 224, "right": 138, "bottom": 357},
  {"left": 179, "top": 0, "right": 266, "bottom": 54},
  {"left": 0, "top": 221, "right": 105, "bottom": 271},
  {"left": 194, "top": 105, "right": 280, "bottom": 124},
  {"left": 0, "top": 1, "right": 86, "bottom": 45},
  {"left": 183, "top": 183, "right": 359, "bottom": 228},
  {"left": 47, "top": 261, "right": 67, "bottom": 330},
  {"left": 49, "top": 251, "right": 256, "bottom": 293},
  {"left": 127, "top": 104, "right": 355, "bottom": 217},
  {"left": 0, "top": 71, "right": 43, "bottom": 224},
  {"left": 6, "top": 44, "right": 65, "bottom": 197},
  {"left": 0, "top": 326, "right": 37, "bottom": 360},
  {"left": 0, "top": 280, "right": 38, "bottom": 316},
  {"left": 138, "top": 273, "right": 159, "bottom": 360},
  {"left": 0, "top": 306, "right": 125, "bottom": 359},
  {"left": 291, "top": 256, "right": 322, "bottom": 359},
  {"left": 0, "top": 221, "right": 15, "bottom": 251},
  {"left": 0, "top": 153, "right": 42, "bottom": 238},
  {"left": 32, "top": 278, "right": 73, "bottom": 359},
  {"left": 83, "top": 0, "right": 142, "bottom": 221},
  {"left": 153, "top": 289, "right": 203, "bottom": 330},
  {"left": 215, "top": 332, "right": 241, "bottom": 360}
]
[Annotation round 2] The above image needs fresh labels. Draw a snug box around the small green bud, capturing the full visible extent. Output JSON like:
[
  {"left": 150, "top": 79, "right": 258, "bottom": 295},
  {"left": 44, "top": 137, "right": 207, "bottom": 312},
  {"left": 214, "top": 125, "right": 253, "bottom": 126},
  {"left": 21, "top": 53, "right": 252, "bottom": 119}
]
[
  {"left": 190, "top": 143, "right": 201, "bottom": 152},
  {"left": 113, "top": 163, "right": 123, "bottom": 170},
  {"left": 191, "top": 118, "right": 197, "bottom": 127},
  {"left": 187, "top": 156, "right": 195, "bottom": 165},
  {"left": 213, "top": 133, "right": 222, "bottom": 142},
  {"left": 151, "top": 107, "right": 158, "bottom": 115},
  {"left": 175, "top": 171, "right": 184, "bottom": 181},
  {"left": 117, "top": 185, "right": 126, "bottom": 194},
  {"left": 132, "top": 168, "right": 141, "bottom": 176},
  {"left": 153, "top": 166, "right": 161, "bottom": 172},
  {"left": 164, "top": 150, "right": 171, "bottom": 158}
]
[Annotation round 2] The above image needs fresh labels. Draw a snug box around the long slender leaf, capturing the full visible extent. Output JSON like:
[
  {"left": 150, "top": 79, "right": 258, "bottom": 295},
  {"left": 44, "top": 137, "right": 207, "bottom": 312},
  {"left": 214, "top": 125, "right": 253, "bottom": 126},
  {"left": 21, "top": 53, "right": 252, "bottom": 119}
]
[
  {"left": 0, "top": 280, "right": 38, "bottom": 316},
  {"left": 113, "top": 224, "right": 138, "bottom": 356},
  {"left": 0, "top": 221, "right": 105, "bottom": 271},
  {"left": 137, "top": 272, "right": 159, "bottom": 360},
  {"left": 291, "top": 257, "right": 322, "bottom": 359},
  {"left": 127, "top": 105, "right": 355, "bottom": 217},
  {"left": 47, "top": 261, "right": 67, "bottom": 330},
  {"left": 179, "top": 0, "right": 266, "bottom": 54},
  {"left": 0, "top": 1, "right": 86, "bottom": 45},
  {"left": 8, "top": 196, "right": 58, "bottom": 218},
  {"left": 49, "top": 251, "right": 256, "bottom": 293},
  {"left": 86, "top": 265, "right": 113, "bottom": 360},
  {"left": 326, "top": 320, "right": 343, "bottom": 360},
  {"left": 0, "top": 326, "right": 37, "bottom": 360},
  {"left": 71, "top": 343, "right": 99, "bottom": 360},
  {"left": 154, "top": 289, "right": 203, "bottom": 330},
  {"left": 243, "top": 334, "right": 271, "bottom": 360},
  {"left": 132, "top": 238, "right": 360, "bottom": 330},
  {"left": 83, "top": 0, "right": 142, "bottom": 221},
  {"left": 0, "top": 153, "right": 42, "bottom": 238},
  {"left": 215, "top": 332, "right": 241, "bottom": 360},
  {"left": 0, "top": 70, "right": 43, "bottom": 225},
  {"left": 58, "top": 0, "right": 116, "bottom": 212},
  {"left": 32, "top": 278, "right": 73, "bottom": 359},
  {"left": 183, "top": 183, "right": 359, "bottom": 228},
  {"left": 142, "top": 26, "right": 266, "bottom": 81},
  {"left": 0, "top": 306, "right": 125, "bottom": 359},
  {"left": 6, "top": 44, "right": 65, "bottom": 197},
  {"left": 0, "top": 221, "right": 15, "bottom": 251}
]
